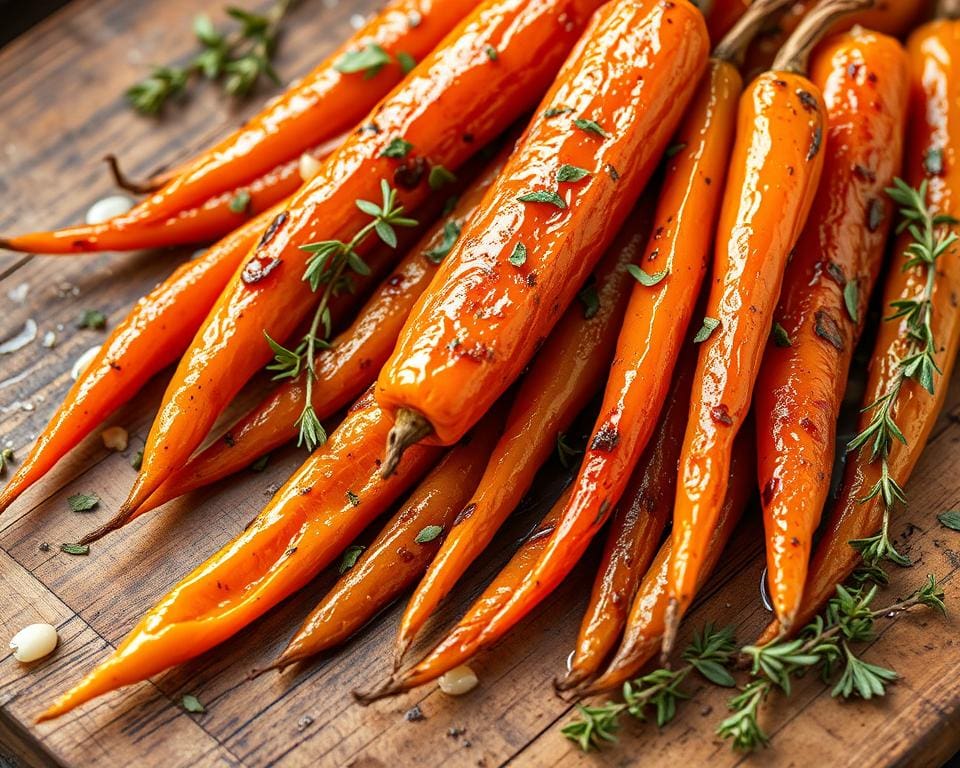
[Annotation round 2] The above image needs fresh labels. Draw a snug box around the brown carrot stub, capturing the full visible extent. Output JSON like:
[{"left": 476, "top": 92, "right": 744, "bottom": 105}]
[
  {"left": 753, "top": 27, "right": 910, "bottom": 632},
  {"left": 663, "top": 0, "right": 870, "bottom": 655}
]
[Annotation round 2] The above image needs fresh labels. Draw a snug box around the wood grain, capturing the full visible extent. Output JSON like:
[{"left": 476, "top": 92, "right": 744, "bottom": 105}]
[{"left": 2, "top": 1, "right": 960, "bottom": 767}]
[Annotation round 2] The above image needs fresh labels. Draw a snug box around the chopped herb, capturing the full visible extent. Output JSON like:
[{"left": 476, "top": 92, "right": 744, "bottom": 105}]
[
  {"left": 517, "top": 190, "right": 566, "bottom": 209},
  {"left": 77, "top": 310, "right": 107, "bottom": 330},
  {"left": 938, "top": 511, "right": 960, "bottom": 531},
  {"left": 67, "top": 492, "right": 100, "bottom": 512},
  {"left": 626, "top": 264, "right": 668, "bottom": 287},
  {"left": 693, "top": 317, "right": 720, "bottom": 343},
  {"left": 0, "top": 447, "right": 13, "bottom": 474},
  {"left": 338, "top": 544, "right": 365, "bottom": 573},
  {"left": 573, "top": 118, "right": 608, "bottom": 138},
  {"left": 772, "top": 323, "right": 792, "bottom": 348},
  {"left": 415, "top": 525, "right": 443, "bottom": 544},
  {"left": 578, "top": 282, "right": 600, "bottom": 319},
  {"left": 381, "top": 137, "right": 413, "bottom": 158},
  {"left": 544, "top": 106, "right": 572, "bottom": 118},
  {"left": 346, "top": 490, "right": 360, "bottom": 507},
  {"left": 484, "top": 45, "right": 498, "bottom": 61},
  {"left": 844, "top": 279, "right": 859, "bottom": 323},
  {"left": 924, "top": 147, "right": 944, "bottom": 176},
  {"left": 335, "top": 43, "right": 391, "bottom": 78},
  {"left": 428, "top": 165, "right": 457, "bottom": 190},
  {"left": 181, "top": 694, "right": 205, "bottom": 714},
  {"left": 557, "top": 164, "right": 591, "bottom": 183},
  {"left": 229, "top": 189, "right": 251, "bottom": 214},
  {"left": 61, "top": 543, "right": 89, "bottom": 556},
  {"left": 131, "top": 449, "right": 143, "bottom": 471},
  {"left": 250, "top": 454, "right": 270, "bottom": 472},
  {"left": 665, "top": 142, "right": 687, "bottom": 158},
  {"left": 508, "top": 243, "right": 527, "bottom": 267},
  {"left": 424, "top": 219, "right": 461, "bottom": 264},
  {"left": 396, "top": 51, "right": 416, "bottom": 74}
]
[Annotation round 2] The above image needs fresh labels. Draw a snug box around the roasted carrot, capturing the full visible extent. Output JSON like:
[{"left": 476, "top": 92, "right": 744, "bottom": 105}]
[
  {"left": 758, "top": 0, "right": 960, "bottom": 644},
  {"left": 575, "top": 429, "right": 754, "bottom": 696},
  {"left": 0, "top": 134, "right": 344, "bottom": 254},
  {"left": 408, "top": 0, "right": 768, "bottom": 668},
  {"left": 115, "top": 0, "right": 609, "bottom": 530},
  {"left": 394, "top": 189, "right": 657, "bottom": 663},
  {"left": 558, "top": 348, "right": 695, "bottom": 692},
  {"left": 754, "top": 28, "right": 909, "bottom": 633},
  {"left": 38, "top": 388, "right": 442, "bottom": 721},
  {"left": 121, "top": 147, "right": 511, "bottom": 522},
  {"left": 377, "top": 0, "right": 710, "bottom": 474},
  {"left": 1, "top": 0, "right": 477, "bottom": 253},
  {"left": 664, "top": 1, "right": 865, "bottom": 654},
  {"left": 265, "top": 412, "right": 504, "bottom": 672}
]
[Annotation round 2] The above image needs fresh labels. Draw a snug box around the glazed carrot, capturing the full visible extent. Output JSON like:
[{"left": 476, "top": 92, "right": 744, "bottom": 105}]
[
  {"left": 758, "top": 0, "right": 960, "bottom": 644},
  {"left": 38, "top": 388, "right": 442, "bottom": 721},
  {"left": 394, "top": 190, "right": 657, "bottom": 662},
  {"left": 266, "top": 412, "right": 504, "bottom": 671},
  {"left": 575, "top": 429, "right": 754, "bottom": 696},
  {"left": 377, "top": 0, "right": 710, "bottom": 473},
  {"left": 125, "top": 147, "right": 511, "bottom": 521},
  {"left": 1, "top": 1, "right": 477, "bottom": 252},
  {"left": 0, "top": 134, "right": 344, "bottom": 254},
  {"left": 558, "top": 349, "right": 695, "bottom": 692},
  {"left": 664, "top": 1, "right": 862, "bottom": 654},
  {"left": 413, "top": 0, "right": 768, "bottom": 667},
  {"left": 754, "top": 29, "right": 909, "bottom": 632},
  {"left": 115, "top": 0, "right": 608, "bottom": 530}
]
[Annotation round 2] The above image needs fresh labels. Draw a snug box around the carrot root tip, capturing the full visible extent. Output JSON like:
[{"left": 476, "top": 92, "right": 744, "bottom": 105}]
[
  {"left": 352, "top": 675, "right": 404, "bottom": 705},
  {"left": 661, "top": 598, "right": 681, "bottom": 662},
  {"left": 103, "top": 154, "right": 161, "bottom": 195},
  {"left": 381, "top": 409, "right": 433, "bottom": 479}
]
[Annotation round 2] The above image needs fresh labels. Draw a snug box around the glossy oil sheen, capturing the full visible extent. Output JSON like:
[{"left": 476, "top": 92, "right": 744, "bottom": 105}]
[
  {"left": 40, "top": 390, "right": 441, "bottom": 720},
  {"left": 754, "top": 30, "right": 909, "bottom": 628},
  {"left": 378, "top": 0, "right": 710, "bottom": 445},
  {"left": 669, "top": 69, "right": 826, "bottom": 614},
  {"left": 761, "top": 17, "right": 960, "bottom": 642}
]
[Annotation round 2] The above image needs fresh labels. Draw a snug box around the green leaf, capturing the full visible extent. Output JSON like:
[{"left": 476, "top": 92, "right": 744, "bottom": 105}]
[
  {"left": 229, "top": 189, "right": 251, "bottom": 214},
  {"left": 557, "top": 164, "right": 591, "bottom": 183},
  {"left": 517, "top": 190, "right": 566, "bottom": 209},
  {"left": 508, "top": 242, "right": 527, "bottom": 267},
  {"left": 335, "top": 44, "right": 391, "bottom": 77},
  {"left": 938, "top": 510, "right": 960, "bottom": 531},
  {"left": 250, "top": 454, "right": 270, "bottom": 472},
  {"left": 60, "top": 543, "right": 90, "bottom": 556},
  {"left": 691, "top": 658, "right": 736, "bottom": 687},
  {"left": 428, "top": 165, "right": 456, "bottom": 190},
  {"left": 181, "top": 694, "right": 205, "bottom": 713},
  {"left": 193, "top": 14, "right": 221, "bottom": 47},
  {"left": 578, "top": 282, "right": 600, "bottom": 319},
  {"left": 693, "top": 316, "right": 720, "bottom": 343},
  {"left": 573, "top": 118, "right": 609, "bottom": 138},
  {"left": 544, "top": 106, "right": 572, "bottom": 118},
  {"left": 296, "top": 405, "right": 326, "bottom": 452},
  {"left": 130, "top": 449, "right": 143, "bottom": 471},
  {"left": 484, "top": 45, "right": 498, "bottom": 61},
  {"left": 338, "top": 544, "right": 365, "bottom": 574},
  {"left": 772, "top": 322, "right": 792, "bottom": 348},
  {"left": 844, "top": 279, "right": 859, "bottom": 323},
  {"left": 415, "top": 525, "right": 443, "bottom": 544},
  {"left": 396, "top": 51, "right": 416, "bottom": 74},
  {"left": 77, "top": 309, "right": 107, "bottom": 330},
  {"left": 924, "top": 147, "right": 944, "bottom": 175},
  {"left": 263, "top": 331, "right": 303, "bottom": 380},
  {"left": 626, "top": 264, "right": 668, "bottom": 287},
  {"left": 375, "top": 219, "right": 398, "bottom": 248},
  {"left": 424, "top": 219, "right": 461, "bottom": 264},
  {"left": 67, "top": 492, "right": 99, "bottom": 512},
  {"left": 665, "top": 142, "right": 687, "bottom": 158},
  {"left": 381, "top": 137, "right": 413, "bottom": 158}
]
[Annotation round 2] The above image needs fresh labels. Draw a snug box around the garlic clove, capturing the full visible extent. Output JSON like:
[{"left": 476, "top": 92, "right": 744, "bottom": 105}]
[
  {"left": 100, "top": 426, "right": 129, "bottom": 452},
  {"left": 10, "top": 623, "right": 59, "bottom": 663},
  {"left": 438, "top": 664, "right": 479, "bottom": 696},
  {"left": 85, "top": 195, "right": 135, "bottom": 225}
]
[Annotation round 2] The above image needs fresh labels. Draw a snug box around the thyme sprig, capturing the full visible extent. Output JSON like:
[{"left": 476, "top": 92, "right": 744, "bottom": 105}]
[
  {"left": 127, "top": 1, "right": 293, "bottom": 115},
  {"left": 844, "top": 179, "right": 958, "bottom": 566},
  {"left": 266, "top": 180, "right": 416, "bottom": 450},
  {"left": 717, "top": 574, "right": 946, "bottom": 751},
  {"left": 562, "top": 625, "right": 737, "bottom": 751}
]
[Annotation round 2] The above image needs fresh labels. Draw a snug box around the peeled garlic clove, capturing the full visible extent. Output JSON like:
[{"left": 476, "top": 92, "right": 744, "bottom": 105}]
[
  {"left": 10, "top": 623, "right": 59, "bottom": 662},
  {"left": 299, "top": 152, "right": 323, "bottom": 182},
  {"left": 85, "top": 195, "right": 135, "bottom": 225},
  {"left": 100, "top": 426, "right": 129, "bottom": 452},
  {"left": 438, "top": 665, "right": 479, "bottom": 696},
  {"left": 71, "top": 345, "right": 101, "bottom": 380}
]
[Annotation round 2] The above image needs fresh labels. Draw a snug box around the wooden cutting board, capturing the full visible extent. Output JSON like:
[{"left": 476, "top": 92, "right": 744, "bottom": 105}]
[{"left": 1, "top": 1, "right": 959, "bottom": 766}]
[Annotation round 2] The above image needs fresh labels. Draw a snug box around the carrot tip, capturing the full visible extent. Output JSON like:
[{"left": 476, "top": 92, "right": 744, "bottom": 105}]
[
  {"left": 103, "top": 155, "right": 158, "bottom": 195},
  {"left": 661, "top": 598, "right": 681, "bottom": 662},
  {"left": 553, "top": 668, "right": 591, "bottom": 694},
  {"left": 0, "top": 237, "right": 16, "bottom": 251},
  {"left": 381, "top": 409, "right": 433, "bottom": 479},
  {"left": 77, "top": 508, "right": 133, "bottom": 545}
]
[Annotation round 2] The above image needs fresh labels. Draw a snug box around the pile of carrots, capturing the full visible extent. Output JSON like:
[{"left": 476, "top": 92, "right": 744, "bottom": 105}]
[{"left": 1, "top": 0, "right": 957, "bottom": 739}]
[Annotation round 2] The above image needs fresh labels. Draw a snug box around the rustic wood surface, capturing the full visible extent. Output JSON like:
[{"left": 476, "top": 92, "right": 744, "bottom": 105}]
[{"left": 1, "top": 1, "right": 959, "bottom": 766}]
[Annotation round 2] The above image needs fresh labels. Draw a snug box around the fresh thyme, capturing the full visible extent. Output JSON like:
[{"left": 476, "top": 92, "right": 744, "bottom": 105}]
[
  {"left": 266, "top": 180, "right": 417, "bottom": 450},
  {"left": 717, "top": 575, "right": 946, "bottom": 751},
  {"left": 127, "top": 1, "right": 293, "bottom": 115},
  {"left": 844, "top": 179, "right": 958, "bottom": 566},
  {"left": 562, "top": 625, "right": 737, "bottom": 751}
]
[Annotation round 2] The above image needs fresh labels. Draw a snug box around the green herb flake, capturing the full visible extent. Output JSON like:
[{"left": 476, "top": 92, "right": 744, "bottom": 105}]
[
  {"left": 693, "top": 316, "right": 720, "bottom": 343},
  {"left": 665, "top": 142, "right": 687, "bottom": 158},
  {"left": 77, "top": 310, "right": 107, "bottom": 330},
  {"left": 484, "top": 45, "right": 498, "bottom": 61},
  {"left": 334, "top": 43, "right": 392, "bottom": 78},
  {"left": 924, "top": 147, "right": 944, "bottom": 176},
  {"left": 844, "top": 279, "right": 859, "bottom": 323},
  {"left": 131, "top": 449, "right": 143, "bottom": 471},
  {"left": 415, "top": 525, "right": 443, "bottom": 544},
  {"left": 508, "top": 242, "right": 527, "bottom": 267},
  {"left": 397, "top": 51, "right": 416, "bottom": 74},
  {"left": 228, "top": 189, "right": 251, "bottom": 214},
  {"left": 250, "top": 454, "right": 270, "bottom": 472},
  {"left": 424, "top": 219, "right": 461, "bottom": 264},
  {"left": 181, "top": 694, "right": 205, "bottom": 714},
  {"left": 626, "top": 264, "right": 668, "bottom": 287},
  {"left": 60, "top": 543, "right": 89, "bottom": 556},
  {"left": 557, "top": 164, "right": 591, "bottom": 184},
  {"left": 67, "top": 492, "right": 100, "bottom": 512},
  {"left": 346, "top": 490, "right": 360, "bottom": 507},
  {"left": 338, "top": 544, "right": 365, "bottom": 573},
  {"left": 573, "top": 118, "right": 609, "bottom": 138},
  {"left": 516, "top": 190, "right": 566, "bottom": 209},
  {"left": 544, "top": 106, "right": 572, "bottom": 118},
  {"left": 0, "top": 447, "right": 14, "bottom": 474},
  {"left": 428, "top": 165, "right": 457, "bottom": 190},
  {"left": 578, "top": 282, "right": 600, "bottom": 319},
  {"left": 381, "top": 137, "right": 413, "bottom": 159},
  {"left": 772, "top": 322, "right": 792, "bottom": 348},
  {"left": 938, "top": 511, "right": 960, "bottom": 531}
]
